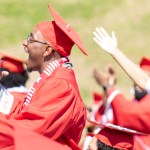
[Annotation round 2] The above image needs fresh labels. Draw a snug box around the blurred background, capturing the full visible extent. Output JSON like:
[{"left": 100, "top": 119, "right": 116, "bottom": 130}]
[{"left": 0, "top": 0, "right": 150, "bottom": 105}]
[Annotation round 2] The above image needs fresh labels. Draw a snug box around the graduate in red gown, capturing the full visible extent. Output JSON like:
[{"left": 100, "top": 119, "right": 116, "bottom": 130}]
[
  {"left": 93, "top": 27, "right": 150, "bottom": 96},
  {"left": 0, "top": 52, "right": 29, "bottom": 116},
  {"left": 93, "top": 57, "right": 150, "bottom": 149},
  {"left": 0, "top": 4, "right": 87, "bottom": 150}
]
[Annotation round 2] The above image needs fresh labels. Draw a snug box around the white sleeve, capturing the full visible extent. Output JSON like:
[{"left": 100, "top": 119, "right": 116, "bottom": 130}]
[
  {"left": 0, "top": 84, "right": 5, "bottom": 98},
  {"left": 146, "top": 79, "right": 150, "bottom": 95},
  {"left": 0, "top": 84, "right": 14, "bottom": 114},
  {"left": 102, "top": 90, "right": 120, "bottom": 123}
]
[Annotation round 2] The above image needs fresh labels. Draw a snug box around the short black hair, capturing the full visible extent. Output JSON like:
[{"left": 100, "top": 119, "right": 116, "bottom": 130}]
[
  {"left": 97, "top": 140, "right": 120, "bottom": 150},
  {"left": 0, "top": 68, "right": 29, "bottom": 88}
]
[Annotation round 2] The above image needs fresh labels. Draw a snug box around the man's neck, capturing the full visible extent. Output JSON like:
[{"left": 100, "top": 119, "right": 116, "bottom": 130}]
[{"left": 39, "top": 55, "right": 62, "bottom": 74}]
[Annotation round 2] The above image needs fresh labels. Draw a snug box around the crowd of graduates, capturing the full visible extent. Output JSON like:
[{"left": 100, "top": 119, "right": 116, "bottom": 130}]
[
  {"left": 82, "top": 57, "right": 150, "bottom": 149},
  {"left": 0, "top": 4, "right": 150, "bottom": 150}
]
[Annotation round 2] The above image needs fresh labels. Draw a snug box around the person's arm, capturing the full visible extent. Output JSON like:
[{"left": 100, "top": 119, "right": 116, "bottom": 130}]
[
  {"left": 111, "top": 48, "right": 149, "bottom": 90},
  {"left": 93, "top": 27, "right": 149, "bottom": 91}
]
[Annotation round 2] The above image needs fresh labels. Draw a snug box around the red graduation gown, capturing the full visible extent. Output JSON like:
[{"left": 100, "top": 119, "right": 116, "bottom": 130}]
[
  {"left": 0, "top": 119, "right": 71, "bottom": 150},
  {"left": 0, "top": 67, "right": 86, "bottom": 150},
  {"left": 9, "top": 92, "right": 27, "bottom": 117},
  {"left": 107, "top": 88, "right": 150, "bottom": 149}
]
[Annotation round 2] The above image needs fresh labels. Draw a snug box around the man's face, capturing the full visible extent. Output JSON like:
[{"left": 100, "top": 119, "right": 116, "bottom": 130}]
[{"left": 23, "top": 28, "right": 49, "bottom": 73}]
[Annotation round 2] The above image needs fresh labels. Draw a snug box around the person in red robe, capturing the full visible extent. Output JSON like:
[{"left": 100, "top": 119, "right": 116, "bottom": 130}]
[
  {"left": 0, "top": 52, "right": 29, "bottom": 116},
  {"left": 0, "top": 4, "right": 87, "bottom": 150},
  {"left": 92, "top": 57, "right": 150, "bottom": 149},
  {"left": 93, "top": 27, "right": 150, "bottom": 96}
]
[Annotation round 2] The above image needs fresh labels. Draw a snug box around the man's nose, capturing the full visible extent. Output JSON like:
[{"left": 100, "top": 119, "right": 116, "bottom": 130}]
[{"left": 22, "top": 40, "right": 27, "bottom": 47}]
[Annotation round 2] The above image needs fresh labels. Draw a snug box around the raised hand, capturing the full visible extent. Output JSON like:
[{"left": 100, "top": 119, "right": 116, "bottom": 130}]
[
  {"left": 93, "top": 27, "right": 118, "bottom": 54},
  {"left": 93, "top": 68, "right": 109, "bottom": 87},
  {"left": 93, "top": 64, "right": 116, "bottom": 88}
]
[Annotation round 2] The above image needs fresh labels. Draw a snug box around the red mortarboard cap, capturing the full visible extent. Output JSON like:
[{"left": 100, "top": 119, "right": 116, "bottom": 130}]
[
  {"left": 0, "top": 52, "right": 25, "bottom": 73},
  {"left": 139, "top": 57, "right": 150, "bottom": 72},
  {"left": 36, "top": 5, "right": 87, "bottom": 56},
  {"left": 88, "top": 120, "right": 147, "bottom": 149},
  {"left": 96, "top": 128, "right": 133, "bottom": 149}
]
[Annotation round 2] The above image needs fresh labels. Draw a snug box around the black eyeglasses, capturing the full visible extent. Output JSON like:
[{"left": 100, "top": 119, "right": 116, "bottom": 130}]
[{"left": 27, "top": 33, "right": 49, "bottom": 45}]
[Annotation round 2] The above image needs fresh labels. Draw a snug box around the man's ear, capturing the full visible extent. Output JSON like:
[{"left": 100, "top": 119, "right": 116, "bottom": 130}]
[{"left": 43, "top": 46, "right": 53, "bottom": 57}]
